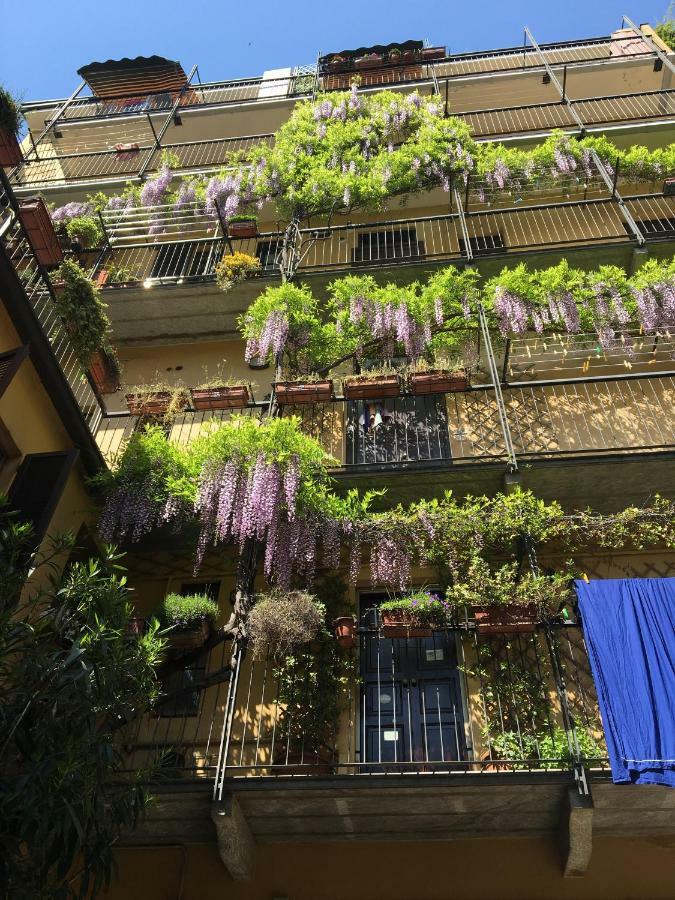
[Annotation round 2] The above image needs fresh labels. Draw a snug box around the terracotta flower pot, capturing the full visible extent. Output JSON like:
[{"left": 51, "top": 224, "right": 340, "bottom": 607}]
[
  {"left": 18, "top": 198, "right": 63, "bottom": 267},
  {"left": 381, "top": 611, "right": 432, "bottom": 639},
  {"left": 421, "top": 47, "right": 446, "bottom": 61},
  {"left": 0, "top": 127, "right": 22, "bottom": 166},
  {"left": 95, "top": 269, "right": 110, "bottom": 287},
  {"left": 125, "top": 392, "right": 175, "bottom": 415},
  {"left": 343, "top": 375, "right": 399, "bottom": 400},
  {"left": 89, "top": 350, "right": 120, "bottom": 394},
  {"left": 408, "top": 370, "right": 469, "bottom": 395},
  {"left": 389, "top": 51, "right": 403, "bottom": 64},
  {"left": 168, "top": 619, "right": 212, "bottom": 650},
  {"left": 333, "top": 616, "right": 358, "bottom": 649},
  {"left": 228, "top": 220, "right": 258, "bottom": 239},
  {"left": 355, "top": 55, "right": 384, "bottom": 69},
  {"left": 473, "top": 602, "right": 539, "bottom": 635},
  {"left": 327, "top": 57, "right": 348, "bottom": 72},
  {"left": 275, "top": 380, "right": 333, "bottom": 404},
  {"left": 191, "top": 385, "right": 249, "bottom": 410},
  {"left": 402, "top": 49, "right": 417, "bottom": 63}
]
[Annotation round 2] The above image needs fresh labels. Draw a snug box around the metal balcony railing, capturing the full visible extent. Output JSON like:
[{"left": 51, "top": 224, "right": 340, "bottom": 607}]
[
  {"left": 211, "top": 619, "right": 607, "bottom": 783},
  {"left": 95, "top": 371, "right": 675, "bottom": 469},
  {"left": 0, "top": 171, "right": 103, "bottom": 435},
  {"left": 10, "top": 134, "right": 273, "bottom": 188}
]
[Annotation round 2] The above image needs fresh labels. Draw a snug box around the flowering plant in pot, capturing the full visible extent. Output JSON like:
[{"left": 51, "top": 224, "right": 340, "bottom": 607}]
[
  {"left": 406, "top": 357, "right": 470, "bottom": 395},
  {"left": 388, "top": 47, "right": 403, "bottom": 64},
  {"left": 191, "top": 370, "right": 250, "bottom": 411},
  {"left": 0, "top": 86, "right": 23, "bottom": 166},
  {"left": 379, "top": 590, "right": 451, "bottom": 638},
  {"left": 125, "top": 380, "right": 190, "bottom": 417},
  {"left": 215, "top": 251, "right": 261, "bottom": 294},
  {"left": 227, "top": 214, "right": 258, "bottom": 239},
  {"left": 157, "top": 592, "right": 219, "bottom": 649}
]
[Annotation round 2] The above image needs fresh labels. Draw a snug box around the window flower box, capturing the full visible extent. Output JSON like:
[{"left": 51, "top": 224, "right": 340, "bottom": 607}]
[
  {"left": 333, "top": 616, "right": 357, "bottom": 649},
  {"left": 228, "top": 218, "right": 258, "bottom": 239},
  {"left": 126, "top": 392, "right": 176, "bottom": 416},
  {"left": 408, "top": 370, "right": 469, "bottom": 395},
  {"left": 355, "top": 54, "right": 384, "bottom": 70},
  {"left": 327, "top": 56, "right": 348, "bottom": 73},
  {"left": 473, "top": 602, "right": 539, "bottom": 635},
  {"left": 18, "top": 198, "right": 63, "bottom": 267},
  {"left": 275, "top": 380, "right": 333, "bottom": 404},
  {"left": 89, "top": 349, "right": 120, "bottom": 395},
  {"left": 381, "top": 610, "right": 432, "bottom": 639},
  {"left": 168, "top": 618, "right": 212, "bottom": 650},
  {"left": 343, "top": 374, "right": 399, "bottom": 400},
  {"left": 421, "top": 47, "right": 446, "bottom": 61},
  {"left": 0, "top": 127, "right": 22, "bottom": 166},
  {"left": 191, "top": 385, "right": 250, "bottom": 410}
]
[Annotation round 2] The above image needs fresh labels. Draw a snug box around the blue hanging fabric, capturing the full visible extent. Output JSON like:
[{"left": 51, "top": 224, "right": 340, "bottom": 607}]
[{"left": 576, "top": 578, "right": 675, "bottom": 787}]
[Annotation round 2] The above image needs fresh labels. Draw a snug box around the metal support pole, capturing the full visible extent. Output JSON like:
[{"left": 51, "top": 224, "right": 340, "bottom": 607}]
[
  {"left": 477, "top": 302, "right": 518, "bottom": 472},
  {"left": 138, "top": 64, "right": 198, "bottom": 181},
  {"left": 589, "top": 149, "right": 645, "bottom": 245},
  {"left": 621, "top": 15, "right": 675, "bottom": 77},
  {"left": 453, "top": 186, "right": 473, "bottom": 261},
  {"left": 524, "top": 26, "right": 586, "bottom": 134}
]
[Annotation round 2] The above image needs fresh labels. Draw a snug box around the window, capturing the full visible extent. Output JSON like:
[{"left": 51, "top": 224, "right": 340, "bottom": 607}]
[
  {"left": 8, "top": 451, "right": 78, "bottom": 543},
  {"left": 158, "top": 656, "right": 207, "bottom": 717},
  {"left": 0, "top": 345, "right": 29, "bottom": 398},
  {"left": 352, "top": 227, "right": 425, "bottom": 264},
  {"left": 458, "top": 231, "right": 504, "bottom": 255}
]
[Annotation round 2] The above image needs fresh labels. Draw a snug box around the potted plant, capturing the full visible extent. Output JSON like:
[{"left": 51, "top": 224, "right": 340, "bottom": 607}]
[
  {"left": 50, "top": 260, "right": 113, "bottom": 374},
  {"left": 379, "top": 590, "right": 451, "bottom": 638},
  {"left": 64, "top": 214, "right": 104, "bottom": 253},
  {"left": 274, "top": 374, "right": 334, "bottom": 405},
  {"left": 247, "top": 590, "right": 326, "bottom": 661},
  {"left": 0, "top": 86, "right": 23, "bottom": 167},
  {"left": 18, "top": 198, "right": 63, "bottom": 267},
  {"left": 421, "top": 46, "right": 446, "bottom": 61},
  {"left": 473, "top": 603, "right": 540, "bottom": 635},
  {"left": 355, "top": 53, "right": 384, "bottom": 70},
  {"left": 191, "top": 374, "right": 250, "bottom": 411},
  {"left": 89, "top": 345, "right": 121, "bottom": 394},
  {"left": 332, "top": 616, "right": 357, "bottom": 649},
  {"left": 388, "top": 47, "right": 403, "bottom": 64},
  {"left": 125, "top": 382, "right": 190, "bottom": 417},
  {"left": 402, "top": 48, "right": 417, "bottom": 63},
  {"left": 408, "top": 362, "right": 470, "bottom": 395},
  {"left": 343, "top": 368, "right": 400, "bottom": 400},
  {"left": 227, "top": 215, "right": 258, "bottom": 239},
  {"left": 157, "top": 592, "right": 219, "bottom": 649},
  {"left": 327, "top": 55, "right": 348, "bottom": 73},
  {"left": 215, "top": 251, "right": 261, "bottom": 293}
]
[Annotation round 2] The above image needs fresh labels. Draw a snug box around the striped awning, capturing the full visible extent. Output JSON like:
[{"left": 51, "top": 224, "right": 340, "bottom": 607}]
[{"left": 76, "top": 55, "right": 188, "bottom": 99}]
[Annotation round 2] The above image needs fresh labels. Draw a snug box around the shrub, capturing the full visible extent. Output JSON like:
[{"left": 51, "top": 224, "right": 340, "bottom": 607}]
[
  {"left": 247, "top": 590, "right": 326, "bottom": 659},
  {"left": 215, "top": 251, "right": 261, "bottom": 293},
  {"left": 65, "top": 214, "right": 104, "bottom": 249},
  {"left": 158, "top": 593, "right": 219, "bottom": 629},
  {"left": 0, "top": 86, "right": 22, "bottom": 135}
]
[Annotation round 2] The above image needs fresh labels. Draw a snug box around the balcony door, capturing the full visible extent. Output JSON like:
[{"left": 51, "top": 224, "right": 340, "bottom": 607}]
[
  {"left": 346, "top": 395, "right": 451, "bottom": 465},
  {"left": 359, "top": 595, "right": 466, "bottom": 770}
]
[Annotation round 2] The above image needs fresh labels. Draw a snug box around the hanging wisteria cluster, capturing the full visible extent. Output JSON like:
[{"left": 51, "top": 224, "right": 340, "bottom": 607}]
[{"left": 347, "top": 293, "right": 432, "bottom": 358}]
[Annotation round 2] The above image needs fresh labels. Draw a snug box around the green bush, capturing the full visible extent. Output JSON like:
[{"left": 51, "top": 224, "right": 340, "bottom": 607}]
[
  {"left": 158, "top": 593, "right": 219, "bottom": 629},
  {"left": 66, "top": 214, "right": 104, "bottom": 249},
  {"left": 52, "top": 259, "right": 112, "bottom": 368},
  {"left": 0, "top": 85, "right": 22, "bottom": 135}
]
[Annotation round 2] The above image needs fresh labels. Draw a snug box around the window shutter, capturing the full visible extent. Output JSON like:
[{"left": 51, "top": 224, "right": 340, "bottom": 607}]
[
  {"left": 0, "top": 345, "right": 30, "bottom": 399},
  {"left": 8, "top": 450, "right": 79, "bottom": 542}
]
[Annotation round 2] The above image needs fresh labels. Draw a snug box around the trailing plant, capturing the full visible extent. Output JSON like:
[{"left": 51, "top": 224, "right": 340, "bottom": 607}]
[
  {"left": 444, "top": 557, "right": 571, "bottom": 613},
  {"left": 215, "top": 251, "right": 261, "bottom": 293},
  {"left": 247, "top": 589, "right": 325, "bottom": 659},
  {"left": 158, "top": 592, "right": 219, "bottom": 630},
  {"left": 0, "top": 86, "right": 22, "bottom": 136},
  {"left": 52, "top": 259, "right": 112, "bottom": 368},
  {"left": 380, "top": 589, "right": 452, "bottom": 627}
]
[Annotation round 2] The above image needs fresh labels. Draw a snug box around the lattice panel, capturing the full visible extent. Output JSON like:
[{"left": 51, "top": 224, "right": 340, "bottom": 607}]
[{"left": 505, "top": 389, "right": 560, "bottom": 454}]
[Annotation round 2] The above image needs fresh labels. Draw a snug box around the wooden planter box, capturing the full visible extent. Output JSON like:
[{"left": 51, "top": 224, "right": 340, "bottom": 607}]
[
  {"left": 381, "top": 611, "right": 432, "bottom": 639},
  {"left": 191, "top": 385, "right": 249, "bottom": 410},
  {"left": 275, "top": 380, "right": 333, "bottom": 404},
  {"left": 343, "top": 375, "right": 399, "bottom": 400},
  {"left": 409, "top": 370, "right": 469, "bottom": 395},
  {"left": 89, "top": 349, "right": 120, "bottom": 395},
  {"left": 18, "top": 198, "right": 63, "bottom": 267},
  {"left": 168, "top": 619, "right": 212, "bottom": 650},
  {"left": 355, "top": 55, "right": 384, "bottom": 69},
  {"left": 333, "top": 616, "right": 357, "bottom": 649},
  {"left": 228, "top": 220, "right": 258, "bottom": 239},
  {"left": 126, "top": 392, "right": 177, "bottom": 416},
  {"left": 0, "top": 127, "right": 22, "bottom": 166},
  {"left": 474, "top": 602, "right": 539, "bottom": 635},
  {"left": 421, "top": 47, "right": 446, "bottom": 61}
]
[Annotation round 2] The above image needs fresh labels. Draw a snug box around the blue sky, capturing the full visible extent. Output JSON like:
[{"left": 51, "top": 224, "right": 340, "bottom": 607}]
[{"left": 0, "top": 0, "right": 671, "bottom": 101}]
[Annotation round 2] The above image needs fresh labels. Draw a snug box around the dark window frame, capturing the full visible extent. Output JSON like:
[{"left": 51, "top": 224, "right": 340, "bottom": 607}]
[
  {"left": 0, "top": 345, "right": 30, "bottom": 399},
  {"left": 8, "top": 450, "right": 79, "bottom": 543}
]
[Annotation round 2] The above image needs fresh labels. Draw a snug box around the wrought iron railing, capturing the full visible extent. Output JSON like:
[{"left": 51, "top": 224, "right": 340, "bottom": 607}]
[
  {"left": 95, "top": 371, "right": 675, "bottom": 468},
  {"left": 211, "top": 618, "right": 607, "bottom": 784},
  {"left": 0, "top": 170, "right": 103, "bottom": 435}
]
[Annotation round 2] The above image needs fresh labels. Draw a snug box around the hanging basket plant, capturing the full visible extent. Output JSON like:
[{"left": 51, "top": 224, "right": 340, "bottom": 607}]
[
  {"left": 51, "top": 260, "right": 113, "bottom": 371},
  {"left": 247, "top": 590, "right": 326, "bottom": 660}
]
